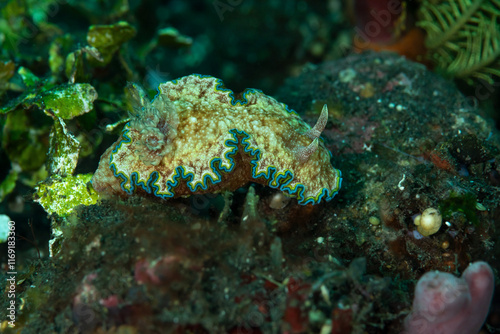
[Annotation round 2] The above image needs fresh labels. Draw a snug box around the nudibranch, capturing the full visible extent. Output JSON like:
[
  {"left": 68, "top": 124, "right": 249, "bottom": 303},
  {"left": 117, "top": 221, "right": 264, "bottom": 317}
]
[{"left": 92, "top": 74, "right": 342, "bottom": 205}]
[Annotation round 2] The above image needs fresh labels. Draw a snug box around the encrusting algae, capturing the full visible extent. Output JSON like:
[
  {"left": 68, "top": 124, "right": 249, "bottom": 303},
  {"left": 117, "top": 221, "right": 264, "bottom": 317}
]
[{"left": 92, "top": 74, "right": 342, "bottom": 205}]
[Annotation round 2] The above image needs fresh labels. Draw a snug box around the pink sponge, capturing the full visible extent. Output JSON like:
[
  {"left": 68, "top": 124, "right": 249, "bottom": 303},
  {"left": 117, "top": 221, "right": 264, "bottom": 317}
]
[{"left": 404, "top": 261, "right": 494, "bottom": 334}]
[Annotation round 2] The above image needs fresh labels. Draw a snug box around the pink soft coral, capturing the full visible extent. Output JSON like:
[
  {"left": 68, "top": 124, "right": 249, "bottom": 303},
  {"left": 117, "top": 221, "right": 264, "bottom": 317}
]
[{"left": 404, "top": 261, "right": 494, "bottom": 334}]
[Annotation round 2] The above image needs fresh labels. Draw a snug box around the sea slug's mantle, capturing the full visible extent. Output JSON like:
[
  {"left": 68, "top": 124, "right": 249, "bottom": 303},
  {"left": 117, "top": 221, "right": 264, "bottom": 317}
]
[{"left": 92, "top": 74, "right": 342, "bottom": 205}]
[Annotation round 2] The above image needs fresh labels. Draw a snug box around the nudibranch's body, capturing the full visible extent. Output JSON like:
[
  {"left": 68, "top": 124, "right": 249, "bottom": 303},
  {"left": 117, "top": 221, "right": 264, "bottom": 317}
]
[{"left": 92, "top": 75, "right": 342, "bottom": 205}]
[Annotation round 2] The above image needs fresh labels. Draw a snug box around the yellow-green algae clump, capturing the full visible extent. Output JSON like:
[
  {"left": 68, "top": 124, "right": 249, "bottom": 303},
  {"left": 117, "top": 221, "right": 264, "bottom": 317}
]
[
  {"left": 35, "top": 174, "right": 99, "bottom": 217},
  {"left": 92, "top": 74, "right": 342, "bottom": 205}
]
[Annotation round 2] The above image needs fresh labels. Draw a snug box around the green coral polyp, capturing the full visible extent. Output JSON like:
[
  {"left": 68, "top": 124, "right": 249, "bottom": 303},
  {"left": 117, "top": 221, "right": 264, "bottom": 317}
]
[{"left": 92, "top": 74, "right": 342, "bottom": 205}]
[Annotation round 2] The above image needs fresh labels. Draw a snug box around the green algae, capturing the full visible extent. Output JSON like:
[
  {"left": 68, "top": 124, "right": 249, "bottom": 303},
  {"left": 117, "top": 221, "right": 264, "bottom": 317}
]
[
  {"left": 0, "top": 60, "right": 15, "bottom": 89},
  {"left": 49, "top": 34, "right": 74, "bottom": 80},
  {"left": 65, "top": 49, "right": 87, "bottom": 83},
  {"left": 0, "top": 66, "right": 97, "bottom": 204},
  {"left": 0, "top": 67, "right": 42, "bottom": 115},
  {"left": 34, "top": 174, "right": 99, "bottom": 217},
  {"left": 18, "top": 66, "right": 40, "bottom": 88},
  {"left": 0, "top": 167, "right": 18, "bottom": 202},
  {"left": 439, "top": 192, "right": 480, "bottom": 226},
  {"left": 46, "top": 117, "right": 81, "bottom": 176},
  {"left": 87, "top": 21, "right": 136, "bottom": 65},
  {"left": 2, "top": 109, "right": 50, "bottom": 171},
  {"left": 34, "top": 83, "right": 98, "bottom": 119},
  {"left": 157, "top": 27, "right": 193, "bottom": 47},
  {"left": 0, "top": 1, "right": 29, "bottom": 54},
  {"left": 20, "top": 165, "right": 48, "bottom": 188}
]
